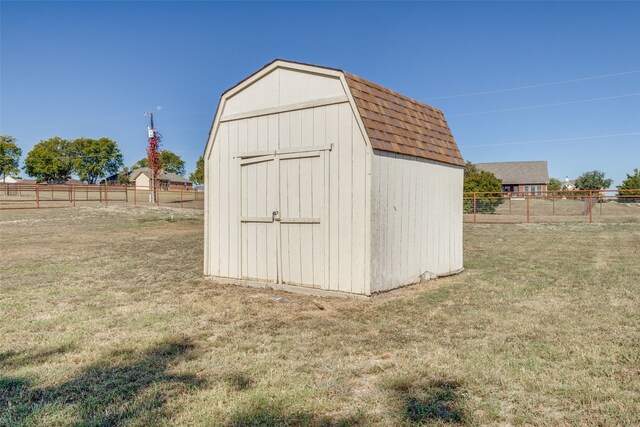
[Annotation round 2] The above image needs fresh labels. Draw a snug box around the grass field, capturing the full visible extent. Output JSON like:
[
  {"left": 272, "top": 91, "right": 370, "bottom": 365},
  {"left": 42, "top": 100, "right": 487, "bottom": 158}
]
[{"left": 1, "top": 206, "right": 639, "bottom": 426}]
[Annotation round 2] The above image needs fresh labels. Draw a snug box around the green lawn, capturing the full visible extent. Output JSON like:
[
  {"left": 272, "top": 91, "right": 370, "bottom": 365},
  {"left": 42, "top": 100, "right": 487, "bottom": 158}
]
[{"left": 1, "top": 206, "right": 638, "bottom": 426}]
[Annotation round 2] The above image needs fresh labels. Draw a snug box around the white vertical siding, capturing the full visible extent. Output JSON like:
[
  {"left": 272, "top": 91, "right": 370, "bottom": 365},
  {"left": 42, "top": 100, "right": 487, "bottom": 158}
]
[
  {"left": 337, "top": 104, "right": 352, "bottom": 292},
  {"left": 350, "top": 118, "right": 367, "bottom": 295},
  {"left": 370, "top": 151, "right": 463, "bottom": 293},
  {"left": 206, "top": 99, "right": 370, "bottom": 294},
  {"left": 228, "top": 122, "right": 240, "bottom": 278}
]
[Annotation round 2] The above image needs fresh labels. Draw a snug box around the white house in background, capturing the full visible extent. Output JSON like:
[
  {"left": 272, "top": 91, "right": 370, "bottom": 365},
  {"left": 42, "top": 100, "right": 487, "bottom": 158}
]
[
  {"left": 203, "top": 59, "right": 464, "bottom": 296},
  {"left": 1, "top": 176, "right": 22, "bottom": 183},
  {"left": 563, "top": 176, "right": 576, "bottom": 190},
  {"left": 129, "top": 168, "right": 192, "bottom": 189}
]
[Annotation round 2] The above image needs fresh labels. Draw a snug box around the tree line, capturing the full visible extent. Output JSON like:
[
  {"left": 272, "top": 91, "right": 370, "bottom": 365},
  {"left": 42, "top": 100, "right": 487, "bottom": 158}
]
[
  {"left": 3, "top": 134, "right": 636, "bottom": 194},
  {"left": 0, "top": 135, "right": 205, "bottom": 185}
]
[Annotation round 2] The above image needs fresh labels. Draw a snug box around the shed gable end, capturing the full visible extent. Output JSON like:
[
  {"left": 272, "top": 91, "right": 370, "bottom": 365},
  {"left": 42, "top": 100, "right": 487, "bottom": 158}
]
[{"left": 222, "top": 67, "right": 347, "bottom": 119}]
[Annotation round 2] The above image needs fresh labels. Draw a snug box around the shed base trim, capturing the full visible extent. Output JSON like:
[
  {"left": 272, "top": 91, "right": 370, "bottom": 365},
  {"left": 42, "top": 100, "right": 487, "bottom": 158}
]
[
  {"left": 370, "top": 268, "right": 465, "bottom": 296},
  {"left": 204, "top": 269, "right": 464, "bottom": 299},
  {"left": 204, "top": 276, "right": 370, "bottom": 299}
]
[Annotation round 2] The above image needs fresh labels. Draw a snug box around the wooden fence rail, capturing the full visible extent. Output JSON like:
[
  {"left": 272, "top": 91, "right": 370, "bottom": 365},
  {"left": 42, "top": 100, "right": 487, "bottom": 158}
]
[
  {"left": 0, "top": 183, "right": 204, "bottom": 210},
  {"left": 2, "top": 184, "right": 639, "bottom": 224},
  {"left": 464, "top": 189, "right": 640, "bottom": 224}
]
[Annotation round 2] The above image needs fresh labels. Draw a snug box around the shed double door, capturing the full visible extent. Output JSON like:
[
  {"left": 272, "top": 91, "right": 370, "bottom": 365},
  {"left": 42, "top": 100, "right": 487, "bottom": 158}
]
[{"left": 240, "top": 147, "right": 329, "bottom": 288}]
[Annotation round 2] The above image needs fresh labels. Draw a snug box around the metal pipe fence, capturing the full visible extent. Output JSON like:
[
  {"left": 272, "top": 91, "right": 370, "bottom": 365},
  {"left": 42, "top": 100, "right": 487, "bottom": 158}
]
[
  {"left": 464, "top": 189, "right": 640, "bottom": 224},
  {"left": 0, "top": 183, "right": 204, "bottom": 210}
]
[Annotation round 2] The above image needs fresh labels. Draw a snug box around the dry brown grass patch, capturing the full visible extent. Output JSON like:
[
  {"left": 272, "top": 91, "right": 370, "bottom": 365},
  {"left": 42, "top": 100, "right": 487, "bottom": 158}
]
[{"left": 1, "top": 206, "right": 638, "bottom": 425}]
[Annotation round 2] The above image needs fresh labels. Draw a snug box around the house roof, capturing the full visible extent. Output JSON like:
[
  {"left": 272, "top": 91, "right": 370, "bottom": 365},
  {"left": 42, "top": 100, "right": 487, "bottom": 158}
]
[
  {"left": 218, "top": 59, "right": 464, "bottom": 167},
  {"left": 476, "top": 161, "right": 549, "bottom": 185},
  {"left": 130, "top": 168, "right": 191, "bottom": 184},
  {"left": 6, "top": 178, "right": 36, "bottom": 185}
]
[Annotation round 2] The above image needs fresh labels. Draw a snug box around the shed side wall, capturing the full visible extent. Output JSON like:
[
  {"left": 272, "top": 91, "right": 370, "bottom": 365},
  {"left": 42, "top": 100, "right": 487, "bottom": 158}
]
[{"left": 370, "top": 150, "right": 463, "bottom": 292}]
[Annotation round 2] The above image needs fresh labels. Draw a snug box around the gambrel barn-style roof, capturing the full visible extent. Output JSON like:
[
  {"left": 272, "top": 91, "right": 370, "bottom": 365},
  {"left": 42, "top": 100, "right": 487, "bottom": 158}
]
[
  {"left": 344, "top": 73, "right": 463, "bottom": 166},
  {"left": 210, "top": 59, "right": 463, "bottom": 167}
]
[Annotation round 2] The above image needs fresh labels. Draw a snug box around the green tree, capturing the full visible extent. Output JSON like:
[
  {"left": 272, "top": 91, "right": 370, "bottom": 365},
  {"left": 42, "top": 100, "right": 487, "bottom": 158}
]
[
  {"left": 0, "top": 135, "right": 22, "bottom": 183},
  {"left": 131, "top": 158, "right": 148, "bottom": 169},
  {"left": 189, "top": 156, "right": 204, "bottom": 185},
  {"left": 132, "top": 150, "right": 186, "bottom": 176},
  {"left": 463, "top": 161, "right": 504, "bottom": 213},
  {"left": 71, "top": 137, "right": 124, "bottom": 184},
  {"left": 575, "top": 170, "right": 613, "bottom": 191},
  {"left": 24, "top": 137, "right": 73, "bottom": 183},
  {"left": 548, "top": 177, "right": 562, "bottom": 191},
  {"left": 618, "top": 168, "right": 640, "bottom": 202},
  {"left": 117, "top": 167, "right": 131, "bottom": 185}
]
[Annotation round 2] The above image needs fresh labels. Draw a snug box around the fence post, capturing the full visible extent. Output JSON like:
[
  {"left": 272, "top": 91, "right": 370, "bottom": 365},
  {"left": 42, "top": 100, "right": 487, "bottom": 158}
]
[
  {"left": 180, "top": 187, "right": 183, "bottom": 208},
  {"left": 473, "top": 193, "right": 477, "bottom": 223},
  {"left": 72, "top": 185, "right": 76, "bottom": 207},
  {"left": 134, "top": 186, "right": 137, "bottom": 206},
  {"left": 36, "top": 184, "right": 40, "bottom": 208},
  {"left": 589, "top": 191, "right": 593, "bottom": 224},
  {"left": 125, "top": 185, "right": 128, "bottom": 203},
  {"left": 552, "top": 196, "right": 555, "bottom": 215},
  {"left": 600, "top": 194, "right": 603, "bottom": 216},
  {"left": 526, "top": 194, "right": 530, "bottom": 223},
  {"left": 105, "top": 185, "right": 108, "bottom": 207}
]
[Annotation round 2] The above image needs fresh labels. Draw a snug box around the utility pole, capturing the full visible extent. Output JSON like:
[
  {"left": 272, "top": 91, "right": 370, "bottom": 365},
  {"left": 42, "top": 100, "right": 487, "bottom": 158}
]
[{"left": 145, "top": 112, "right": 161, "bottom": 203}]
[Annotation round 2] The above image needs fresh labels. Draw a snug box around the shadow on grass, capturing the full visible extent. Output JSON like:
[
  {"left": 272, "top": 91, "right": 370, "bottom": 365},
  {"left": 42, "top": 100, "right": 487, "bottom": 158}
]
[
  {"left": 384, "top": 377, "right": 467, "bottom": 425},
  {"left": 226, "top": 399, "right": 364, "bottom": 427},
  {"left": 223, "top": 375, "right": 466, "bottom": 426},
  {"left": 0, "top": 344, "right": 75, "bottom": 369},
  {"left": 1, "top": 338, "right": 204, "bottom": 426},
  {"left": 224, "top": 372, "right": 255, "bottom": 392}
]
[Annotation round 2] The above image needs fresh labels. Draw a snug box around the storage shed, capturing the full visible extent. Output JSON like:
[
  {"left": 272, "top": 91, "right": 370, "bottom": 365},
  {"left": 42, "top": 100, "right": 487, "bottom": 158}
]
[{"left": 204, "top": 60, "right": 464, "bottom": 295}]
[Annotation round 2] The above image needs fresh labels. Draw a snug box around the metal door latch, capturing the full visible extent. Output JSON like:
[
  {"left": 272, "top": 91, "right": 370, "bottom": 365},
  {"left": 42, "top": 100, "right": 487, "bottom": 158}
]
[{"left": 272, "top": 210, "right": 281, "bottom": 221}]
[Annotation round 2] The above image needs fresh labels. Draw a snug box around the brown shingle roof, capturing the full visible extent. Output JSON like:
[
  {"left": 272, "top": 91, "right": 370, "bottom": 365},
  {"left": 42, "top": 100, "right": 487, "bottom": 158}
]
[
  {"left": 476, "top": 161, "right": 549, "bottom": 185},
  {"left": 344, "top": 72, "right": 464, "bottom": 167}
]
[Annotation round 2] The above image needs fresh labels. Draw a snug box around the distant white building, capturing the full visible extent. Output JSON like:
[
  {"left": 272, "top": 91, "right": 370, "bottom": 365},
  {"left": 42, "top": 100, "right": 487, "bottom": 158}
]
[
  {"left": 562, "top": 176, "right": 576, "bottom": 190},
  {"left": 129, "top": 168, "right": 192, "bottom": 189},
  {"left": 1, "top": 175, "right": 23, "bottom": 184}
]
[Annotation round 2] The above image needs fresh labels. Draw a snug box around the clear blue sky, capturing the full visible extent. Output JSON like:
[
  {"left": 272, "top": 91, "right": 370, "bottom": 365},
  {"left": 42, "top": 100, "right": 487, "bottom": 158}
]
[{"left": 1, "top": 1, "right": 639, "bottom": 186}]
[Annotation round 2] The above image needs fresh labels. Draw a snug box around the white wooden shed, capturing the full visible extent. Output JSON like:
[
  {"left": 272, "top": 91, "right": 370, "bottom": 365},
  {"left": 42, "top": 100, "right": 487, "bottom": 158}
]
[{"left": 204, "top": 60, "right": 464, "bottom": 296}]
